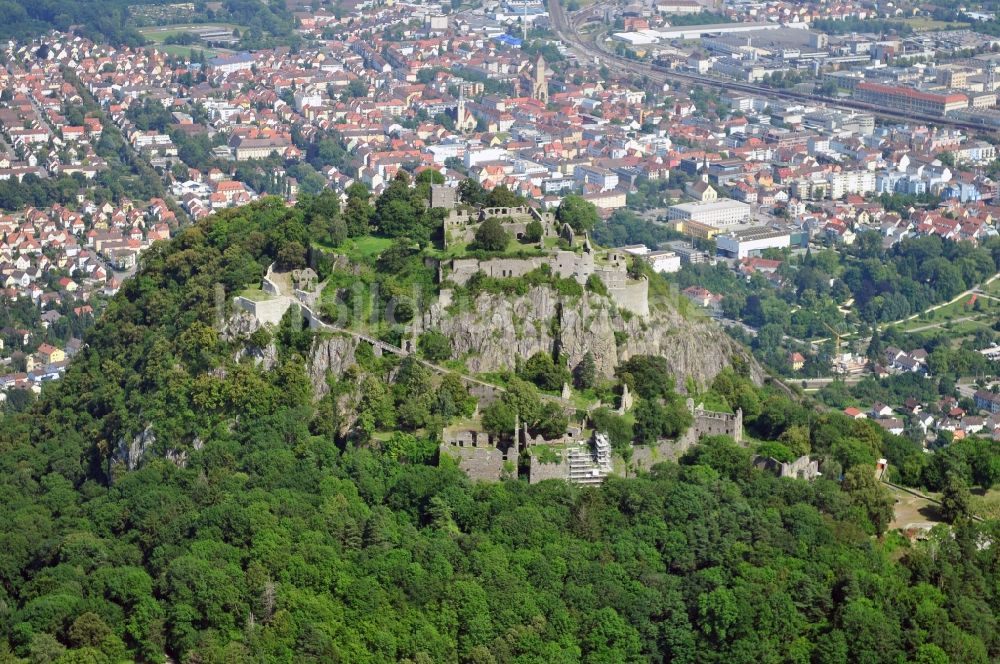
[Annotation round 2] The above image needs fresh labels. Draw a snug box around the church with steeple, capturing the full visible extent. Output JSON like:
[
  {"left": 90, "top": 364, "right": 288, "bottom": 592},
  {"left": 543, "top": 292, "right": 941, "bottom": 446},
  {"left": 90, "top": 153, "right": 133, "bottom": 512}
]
[
  {"left": 530, "top": 54, "right": 548, "bottom": 104},
  {"left": 453, "top": 86, "right": 477, "bottom": 133}
]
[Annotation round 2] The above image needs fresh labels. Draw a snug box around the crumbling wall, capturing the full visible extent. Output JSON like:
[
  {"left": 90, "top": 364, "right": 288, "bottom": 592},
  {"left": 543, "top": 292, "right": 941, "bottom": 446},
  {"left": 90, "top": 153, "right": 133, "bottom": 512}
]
[
  {"left": 233, "top": 295, "right": 293, "bottom": 326},
  {"left": 528, "top": 449, "right": 570, "bottom": 483},
  {"left": 754, "top": 454, "right": 820, "bottom": 480}
]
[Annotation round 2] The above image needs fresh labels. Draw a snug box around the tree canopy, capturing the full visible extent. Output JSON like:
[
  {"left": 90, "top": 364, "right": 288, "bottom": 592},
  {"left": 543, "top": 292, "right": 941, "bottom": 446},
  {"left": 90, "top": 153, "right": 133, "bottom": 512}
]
[{"left": 0, "top": 198, "right": 996, "bottom": 664}]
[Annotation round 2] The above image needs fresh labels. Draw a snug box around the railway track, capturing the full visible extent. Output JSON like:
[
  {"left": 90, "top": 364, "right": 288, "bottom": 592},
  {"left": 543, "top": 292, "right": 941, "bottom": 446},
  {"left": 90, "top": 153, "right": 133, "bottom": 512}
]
[{"left": 548, "top": 0, "right": 1000, "bottom": 135}]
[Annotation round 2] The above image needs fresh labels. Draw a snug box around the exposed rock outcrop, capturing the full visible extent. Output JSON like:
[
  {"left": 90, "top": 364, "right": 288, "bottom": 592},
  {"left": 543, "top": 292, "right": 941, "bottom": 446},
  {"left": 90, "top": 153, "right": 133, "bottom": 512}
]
[
  {"left": 112, "top": 425, "right": 157, "bottom": 473},
  {"left": 308, "top": 333, "right": 360, "bottom": 398},
  {"left": 422, "top": 286, "right": 761, "bottom": 388}
]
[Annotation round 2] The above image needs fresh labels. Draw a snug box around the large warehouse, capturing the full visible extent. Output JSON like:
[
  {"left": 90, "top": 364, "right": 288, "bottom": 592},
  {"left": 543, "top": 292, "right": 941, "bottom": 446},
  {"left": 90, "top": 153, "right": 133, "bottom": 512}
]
[
  {"left": 613, "top": 21, "right": 807, "bottom": 43},
  {"left": 667, "top": 199, "right": 752, "bottom": 229},
  {"left": 716, "top": 227, "right": 791, "bottom": 259},
  {"left": 853, "top": 82, "right": 969, "bottom": 116}
]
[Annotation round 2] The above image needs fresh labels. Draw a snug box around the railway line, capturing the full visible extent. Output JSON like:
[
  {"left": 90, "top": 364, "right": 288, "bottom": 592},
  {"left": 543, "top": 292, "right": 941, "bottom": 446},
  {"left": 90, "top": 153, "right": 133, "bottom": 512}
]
[{"left": 547, "top": 0, "right": 1000, "bottom": 136}]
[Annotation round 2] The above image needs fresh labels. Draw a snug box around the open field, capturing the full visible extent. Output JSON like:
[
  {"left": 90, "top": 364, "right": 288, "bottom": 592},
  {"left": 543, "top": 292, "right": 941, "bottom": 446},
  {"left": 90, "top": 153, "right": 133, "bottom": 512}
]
[
  {"left": 899, "top": 17, "right": 971, "bottom": 30},
  {"left": 970, "top": 488, "right": 1000, "bottom": 520},
  {"left": 341, "top": 236, "right": 395, "bottom": 261},
  {"left": 885, "top": 484, "right": 944, "bottom": 531},
  {"left": 314, "top": 235, "right": 395, "bottom": 262},
  {"left": 896, "top": 293, "right": 1000, "bottom": 333},
  {"left": 139, "top": 23, "right": 247, "bottom": 42},
  {"left": 151, "top": 44, "right": 221, "bottom": 59},
  {"left": 239, "top": 287, "right": 274, "bottom": 302}
]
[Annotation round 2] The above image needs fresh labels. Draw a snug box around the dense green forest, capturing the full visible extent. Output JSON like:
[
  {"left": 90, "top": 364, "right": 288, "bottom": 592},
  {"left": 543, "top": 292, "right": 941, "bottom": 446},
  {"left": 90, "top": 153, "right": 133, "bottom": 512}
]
[
  {"left": 0, "top": 0, "right": 297, "bottom": 48},
  {"left": 0, "top": 198, "right": 998, "bottom": 662},
  {"left": 0, "top": 0, "right": 147, "bottom": 46}
]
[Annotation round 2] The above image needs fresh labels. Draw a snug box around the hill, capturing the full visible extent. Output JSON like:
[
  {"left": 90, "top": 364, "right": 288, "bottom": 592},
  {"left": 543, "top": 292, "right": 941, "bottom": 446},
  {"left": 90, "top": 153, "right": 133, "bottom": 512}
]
[
  {"left": 0, "top": 197, "right": 997, "bottom": 663},
  {"left": 0, "top": 0, "right": 297, "bottom": 48}
]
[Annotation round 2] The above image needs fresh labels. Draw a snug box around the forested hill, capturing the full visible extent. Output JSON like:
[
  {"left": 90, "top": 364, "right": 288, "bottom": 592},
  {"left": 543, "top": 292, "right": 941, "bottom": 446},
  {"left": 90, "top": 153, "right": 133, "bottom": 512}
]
[
  {"left": 0, "top": 198, "right": 998, "bottom": 663},
  {"left": 0, "top": 0, "right": 297, "bottom": 47},
  {"left": 0, "top": 0, "right": 147, "bottom": 46}
]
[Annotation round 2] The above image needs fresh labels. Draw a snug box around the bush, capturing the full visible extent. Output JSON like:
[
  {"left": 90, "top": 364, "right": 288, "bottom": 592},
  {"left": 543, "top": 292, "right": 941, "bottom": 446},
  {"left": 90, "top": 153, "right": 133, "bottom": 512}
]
[
  {"left": 473, "top": 218, "right": 509, "bottom": 251},
  {"left": 533, "top": 401, "right": 569, "bottom": 439},
  {"left": 755, "top": 441, "right": 795, "bottom": 463},
  {"left": 418, "top": 331, "right": 453, "bottom": 362},
  {"left": 520, "top": 351, "right": 570, "bottom": 391},
  {"left": 586, "top": 274, "right": 608, "bottom": 296},
  {"left": 523, "top": 219, "right": 544, "bottom": 243}
]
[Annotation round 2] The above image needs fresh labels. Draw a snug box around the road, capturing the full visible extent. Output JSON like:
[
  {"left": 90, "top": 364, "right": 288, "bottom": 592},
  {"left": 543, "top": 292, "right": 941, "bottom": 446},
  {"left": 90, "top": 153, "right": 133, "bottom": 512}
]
[
  {"left": 546, "top": 0, "right": 1000, "bottom": 135},
  {"left": 797, "top": 375, "right": 867, "bottom": 389},
  {"left": 877, "top": 272, "right": 1000, "bottom": 331}
]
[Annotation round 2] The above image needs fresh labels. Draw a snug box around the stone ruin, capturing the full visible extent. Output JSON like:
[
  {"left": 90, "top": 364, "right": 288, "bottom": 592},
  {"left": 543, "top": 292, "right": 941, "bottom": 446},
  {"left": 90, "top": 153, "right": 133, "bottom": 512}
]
[
  {"left": 443, "top": 244, "right": 650, "bottom": 317},
  {"left": 528, "top": 431, "right": 614, "bottom": 486},
  {"left": 439, "top": 427, "right": 519, "bottom": 482},
  {"left": 628, "top": 400, "right": 745, "bottom": 473},
  {"left": 430, "top": 184, "right": 457, "bottom": 210},
  {"left": 443, "top": 205, "right": 556, "bottom": 248},
  {"left": 753, "top": 454, "right": 821, "bottom": 481},
  {"left": 688, "top": 398, "right": 743, "bottom": 445},
  {"left": 291, "top": 267, "right": 318, "bottom": 292},
  {"left": 443, "top": 390, "right": 757, "bottom": 485}
]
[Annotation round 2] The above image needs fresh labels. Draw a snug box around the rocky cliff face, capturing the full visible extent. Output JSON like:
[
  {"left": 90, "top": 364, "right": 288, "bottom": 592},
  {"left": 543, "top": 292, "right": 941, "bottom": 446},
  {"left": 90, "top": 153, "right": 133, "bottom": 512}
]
[
  {"left": 422, "top": 286, "right": 760, "bottom": 388},
  {"left": 225, "top": 310, "right": 279, "bottom": 370},
  {"left": 308, "top": 333, "right": 360, "bottom": 398}
]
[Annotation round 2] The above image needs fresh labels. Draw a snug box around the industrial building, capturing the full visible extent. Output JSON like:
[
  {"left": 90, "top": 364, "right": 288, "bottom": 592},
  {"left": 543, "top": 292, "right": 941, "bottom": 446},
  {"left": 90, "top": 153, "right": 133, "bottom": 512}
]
[
  {"left": 853, "top": 82, "right": 969, "bottom": 116},
  {"left": 716, "top": 227, "right": 791, "bottom": 259},
  {"left": 667, "top": 199, "right": 752, "bottom": 229}
]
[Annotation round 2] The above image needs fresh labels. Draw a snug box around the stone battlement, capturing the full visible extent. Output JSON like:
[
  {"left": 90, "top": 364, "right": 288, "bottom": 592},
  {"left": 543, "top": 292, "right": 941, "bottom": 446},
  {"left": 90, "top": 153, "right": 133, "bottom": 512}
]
[{"left": 445, "top": 251, "right": 649, "bottom": 316}]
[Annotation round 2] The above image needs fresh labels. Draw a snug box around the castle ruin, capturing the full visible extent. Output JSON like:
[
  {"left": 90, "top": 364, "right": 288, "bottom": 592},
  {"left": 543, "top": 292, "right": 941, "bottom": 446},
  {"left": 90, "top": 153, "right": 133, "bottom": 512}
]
[
  {"left": 753, "top": 454, "right": 821, "bottom": 481},
  {"left": 443, "top": 205, "right": 556, "bottom": 247}
]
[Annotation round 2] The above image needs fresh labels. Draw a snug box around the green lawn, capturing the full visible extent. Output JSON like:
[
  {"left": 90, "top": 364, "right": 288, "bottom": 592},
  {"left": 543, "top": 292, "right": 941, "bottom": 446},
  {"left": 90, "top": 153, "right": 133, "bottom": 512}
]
[
  {"left": 139, "top": 23, "right": 247, "bottom": 42},
  {"left": 344, "top": 236, "right": 394, "bottom": 260},
  {"left": 316, "top": 235, "right": 395, "bottom": 261},
  {"left": 239, "top": 287, "right": 274, "bottom": 302},
  {"left": 897, "top": 294, "right": 999, "bottom": 332},
  {"left": 152, "top": 44, "right": 220, "bottom": 59},
  {"left": 900, "top": 17, "right": 971, "bottom": 30}
]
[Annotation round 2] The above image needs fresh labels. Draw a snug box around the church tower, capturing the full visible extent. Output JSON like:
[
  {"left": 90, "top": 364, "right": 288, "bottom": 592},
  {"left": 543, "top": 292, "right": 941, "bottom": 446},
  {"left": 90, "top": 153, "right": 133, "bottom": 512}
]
[
  {"left": 456, "top": 85, "right": 467, "bottom": 128},
  {"left": 532, "top": 54, "right": 549, "bottom": 104},
  {"left": 455, "top": 85, "right": 475, "bottom": 133}
]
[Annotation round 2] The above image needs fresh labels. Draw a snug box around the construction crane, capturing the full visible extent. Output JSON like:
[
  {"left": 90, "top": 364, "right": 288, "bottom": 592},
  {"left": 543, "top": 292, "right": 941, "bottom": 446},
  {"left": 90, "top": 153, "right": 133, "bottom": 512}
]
[{"left": 823, "top": 322, "right": 844, "bottom": 362}]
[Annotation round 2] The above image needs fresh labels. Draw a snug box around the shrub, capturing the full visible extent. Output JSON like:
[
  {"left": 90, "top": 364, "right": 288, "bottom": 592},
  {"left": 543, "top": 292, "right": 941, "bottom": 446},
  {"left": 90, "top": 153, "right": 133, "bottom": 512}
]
[
  {"left": 418, "top": 331, "right": 453, "bottom": 362},
  {"left": 586, "top": 274, "right": 608, "bottom": 296},
  {"left": 473, "top": 218, "right": 509, "bottom": 251},
  {"left": 523, "top": 219, "right": 544, "bottom": 243}
]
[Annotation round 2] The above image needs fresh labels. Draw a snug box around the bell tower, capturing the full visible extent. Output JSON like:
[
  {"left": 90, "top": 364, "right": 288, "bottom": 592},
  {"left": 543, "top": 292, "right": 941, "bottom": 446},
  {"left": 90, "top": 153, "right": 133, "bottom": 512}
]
[{"left": 532, "top": 54, "right": 548, "bottom": 104}]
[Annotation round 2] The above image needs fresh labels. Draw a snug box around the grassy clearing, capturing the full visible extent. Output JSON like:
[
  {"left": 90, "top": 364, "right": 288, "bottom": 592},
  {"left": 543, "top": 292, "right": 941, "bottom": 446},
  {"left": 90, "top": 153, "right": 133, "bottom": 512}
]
[
  {"left": 885, "top": 484, "right": 945, "bottom": 531},
  {"left": 900, "top": 17, "right": 971, "bottom": 30},
  {"left": 898, "top": 294, "right": 1000, "bottom": 332},
  {"left": 971, "top": 488, "right": 1000, "bottom": 520},
  {"left": 317, "top": 235, "right": 395, "bottom": 261},
  {"left": 139, "top": 23, "right": 247, "bottom": 41},
  {"left": 152, "top": 44, "right": 220, "bottom": 59},
  {"left": 239, "top": 287, "right": 274, "bottom": 302},
  {"left": 344, "top": 236, "right": 394, "bottom": 261}
]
